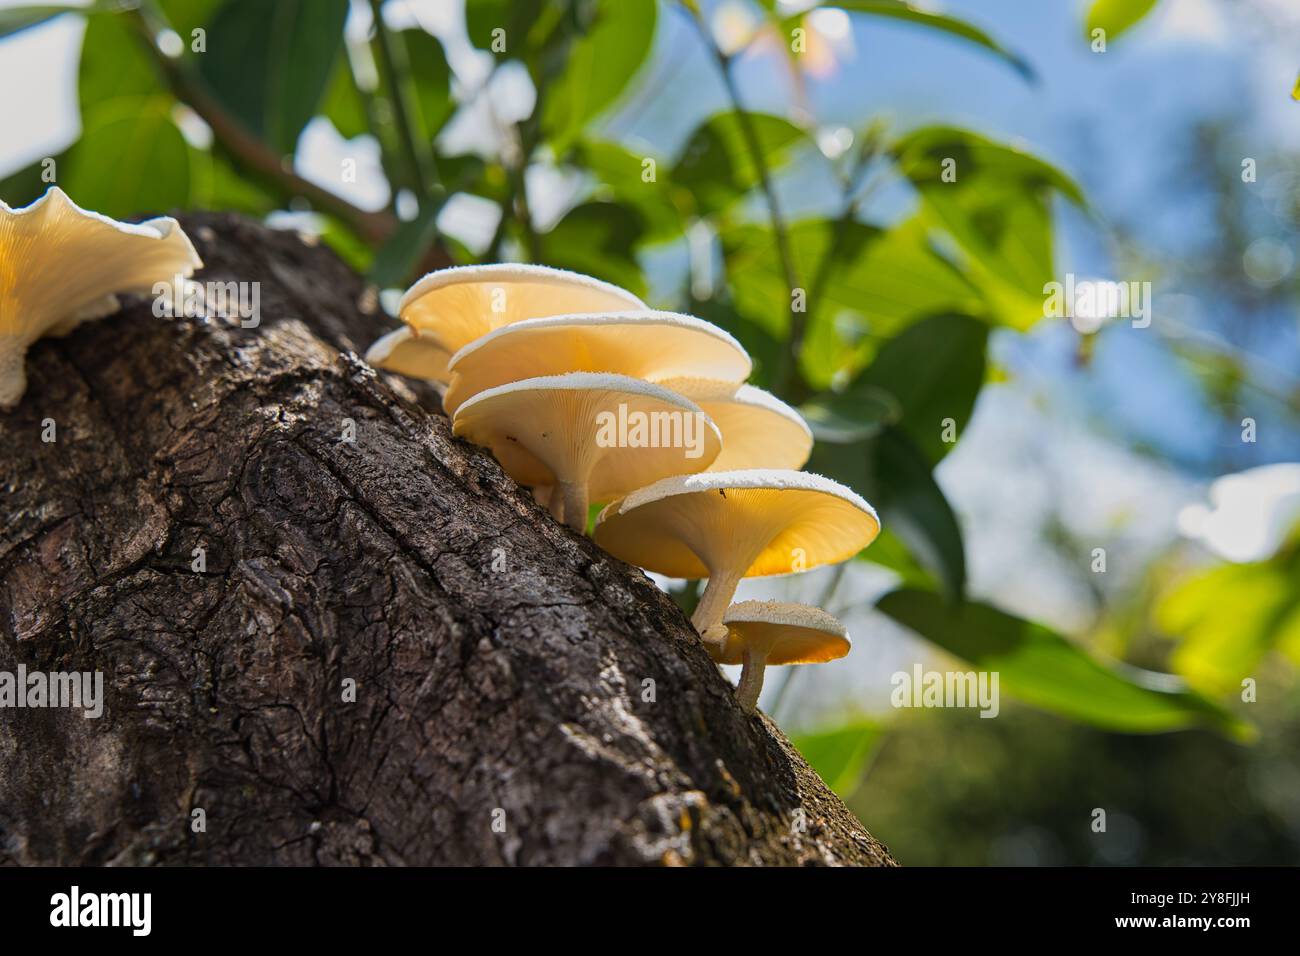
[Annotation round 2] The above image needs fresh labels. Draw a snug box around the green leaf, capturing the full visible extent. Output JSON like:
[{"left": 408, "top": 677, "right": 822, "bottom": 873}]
[
  {"left": 403, "top": 30, "right": 454, "bottom": 138},
  {"left": 810, "top": 427, "right": 967, "bottom": 600},
  {"left": 543, "top": 0, "right": 656, "bottom": 152},
  {"left": 540, "top": 200, "right": 647, "bottom": 298},
  {"left": 1157, "top": 550, "right": 1300, "bottom": 697},
  {"left": 61, "top": 96, "right": 197, "bottom": 219},
  {"left": 369, "top": 203, "right": 441, "bottom": 289},
  {"left": 894, "top": 125, "right": 1084, "bottom": 205},
  {"left": 722, "top": 217, "right": 984, "bottom": 386},
  {"left": 892, "top": 126, "right": 1084, "bottom": 328},
  {"left": 831, "top": 1, "right": 1033, "bottom": 80},
  {"left": 573, "top": 140, "right": 682, "bottom": 243},
  {"left": 791, "top": 721, "right": 883, "bottom": 796},
  {"left": 464, "top": 0, "right": 548, "bottom": 57},
  {"left": 877, "top": 588, "right": 1252, "bottom": 738},
  {"left": 78, "top": 10, "right": 163, "bottom": 111},
  {"left": 198, "top": 0, "right": 348, "bottom": 155},
  {"left": 841, "top": 312, "right": 987, "bottom": 463},
  {"left": 158, "top": 0, "right": 222, "bottom": 38},
  {"left": 321, "top": 55, "right": 369, "bottom": 140},
  {"left": 0, "top": 3, "right": 85, "bottom": 40},
  {"left": 1085, "top": 0, "right": 1159, "bottom": 42},
  {"left": 0, "top": 158, "right": 59, "bottom": 207},
  {"left": 673, "top": 112, "right": 806, "bottom": 217}
]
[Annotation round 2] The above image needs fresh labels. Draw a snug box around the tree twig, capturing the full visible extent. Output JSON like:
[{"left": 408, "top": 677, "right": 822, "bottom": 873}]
[
  {"left": 367, "top": 0, "right": 441, "bottom": 205},
  {"left": 691, "top": 9, "right": 806, "bottom": 397},
  {"left": 125, "top": 5, "right": 398, "bottom": 246}
]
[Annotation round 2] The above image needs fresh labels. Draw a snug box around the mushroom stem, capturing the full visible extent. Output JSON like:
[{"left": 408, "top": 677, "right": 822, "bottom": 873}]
[
  {"left": 735, "top": 644, "right": 770, "bottom": 714},
  {"left": 547, "top": 487, "right": 566, "bottom": 524},
  {"left": 0, "top": 336, "right": 29, "bottom": 412},
  {"left": 558, "top": 480, "right": 589, "bottom": 534},
  {"left": 691, "top": 566, "right": 744, "bottom": 645},
  {"left": 532, "top": 485, "right": 553, "bottom": 509}
]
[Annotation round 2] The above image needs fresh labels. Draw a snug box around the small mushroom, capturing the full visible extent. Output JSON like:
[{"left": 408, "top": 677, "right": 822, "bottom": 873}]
[
  {"left": 452, "top": 372, "right": 723, "bottom": 532},
  {"left": 0, "top": 187, "right": 202, "bottom": 410},
  {"left": 656, "top": 377, "right": 813, "bottom": 471},
  {"left": 710, "top": 601, "right": 850, "bottom": 713},
  {"left": 442, "top": 311, "right": 753, "bottom": 415},
  {"left": 397, "top": 263, "right": 645, "bottom": 357},
  {"left": 592, "top": 470, "right": 879, "bottom": 643},
  {"left": 363, "top": 326, "right": 451, "bottom": 385}
]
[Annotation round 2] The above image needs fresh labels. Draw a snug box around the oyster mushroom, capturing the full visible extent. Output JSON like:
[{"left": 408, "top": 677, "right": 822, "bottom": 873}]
[
  {"left": 363, "top": 326, "right": 451, "bottom": 385},
  {"left": 0, "top": 187, "right": 201, "bottom": 410},
  {"left": 369, "top": 263, "right": 646, "bottom": 384},
  {"left": 452, "top": 372, "right": 722, "bottom": 532},
  {"left": 593, "top": 470, "right": 879, "bottom": 643},
  {"left": 656, "top": 377, "right": 812, "bottom": 471},
  {"left": 442, "top": 311, "right": 752, "bottom": 415},
  {"left": 710, "top": 601, "right": 850, "bottom": 714}
]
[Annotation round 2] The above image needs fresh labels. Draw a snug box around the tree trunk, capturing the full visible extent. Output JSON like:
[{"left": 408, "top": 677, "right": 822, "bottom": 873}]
[{"left": 0, "top": 213, "right": 896, "bottom": 866}]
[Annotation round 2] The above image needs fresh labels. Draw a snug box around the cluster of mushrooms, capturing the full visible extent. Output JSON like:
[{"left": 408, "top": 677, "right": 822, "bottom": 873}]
[{"left": 367, "top": 265, "right": 881, "bottom": 713}]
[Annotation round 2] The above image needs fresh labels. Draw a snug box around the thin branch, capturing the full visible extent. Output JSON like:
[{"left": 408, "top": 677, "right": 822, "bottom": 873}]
[
  {"left": 691, "top": 9, "right": 806, "bottom": 397},
  {"left": 126, "top": 6, "right": 397, "bottom": 246},
  {"left": 367, "top": 0, "right": 440, "bottom": 204}
]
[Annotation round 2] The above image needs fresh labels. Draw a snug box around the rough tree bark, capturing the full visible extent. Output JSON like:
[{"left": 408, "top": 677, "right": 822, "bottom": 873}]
[{"left": 0, "top": 213, "right": 896, "bottom": 866}]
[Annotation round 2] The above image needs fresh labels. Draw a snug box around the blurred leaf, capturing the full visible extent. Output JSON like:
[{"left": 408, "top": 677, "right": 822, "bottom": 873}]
[
  {"left": 1157, "top": 549, "right": 1300, "bottom": 697},
  {"left": 573, "top": 140, "right": 682, "bottom": 243},
  {"left": 694, "top": 299, "right": 785, "bottom": 389},
  {"left": 543, "top": 0, "right": 656, "bottom": 152},
  {"left": 893, "top": 127, "right": 1084, "bottom": 329},
  {"left": 857, "top": 525, "right": 938, "bottom": 590},
  {"left": 801, "top": 385, "right": 897, "bottom": 443},
  {"left": 878, "top": 588, "right": 1252, "bottom": 738},
  {"left": 0, "top": 3, "right": 87, "bottom": 39},
  {"left": 842, "top": 312, "right": 988, "bottom": 463},
  {"left": 1085, "top": 0, "right": 1159, "bottom": 42},
  {"left": 673, "top": 112, "right": 805, "bottom": 217},
  {"left": 0, "top": 158, "right": 59, "bottom": 207},
  {"left": 78, "top": 10, "right": 163, "bottom": 110},
  {"left": 831, "top": 1, "right": 1033, "bottom": 80},
  {"left": 62, "top": 97, "right": 197, "bottom": 218},
  {"left": 389, "top": 29, "right": 454, "bottom": 140},
  {"left": 894, "top": 125, "right": 1084, "bottom": 205},
  {"left": 791, "top": 720, "right": 883, "bottom": 795},
  {"left": 158, "top": 0, "right": 221, "bottom": 37},
  {"left": 722, "top": 217, "right": 984, "bottom": 384},
  {"left": 369, "top": 203, "right": 441, "bottom": 288},
  {"left": 541, "top": 200, "right": 647, "bottom": 298},
  {"left": 198, "top": 0, "right": 348, "bottom": 155},
  {"left": 810, "top": 426, "right": 966, "bottom": 600},
  {"left": 322, "top": 55, "right": 369, "bottom": 139},
  {"left": 464, "top": 0, "right": 551, "bottom": 59}
]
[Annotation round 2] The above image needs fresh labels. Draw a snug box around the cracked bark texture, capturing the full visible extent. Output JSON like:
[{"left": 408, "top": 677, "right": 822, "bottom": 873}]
[{"left": 0, "top": 213, "right": 896, "bottom": 867}]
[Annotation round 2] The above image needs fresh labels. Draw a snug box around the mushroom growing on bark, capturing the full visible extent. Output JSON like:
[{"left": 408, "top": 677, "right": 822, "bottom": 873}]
[
  {"left": 710, "top": 601, "right": 851, "bottom": 713},
  {"left": 452, "top": 372, "right": 722, "bottom": 532},
  {"left": 656, "top": 377, "right": 813, "bottom": 471},
  {"left": 441, "top": 311, "right": 752, "bottom": 415},
  {"left": 369, "top": 264, "right": 646, "bottom": 383},
  {"left": 0, "top": 187, "right": 201, "bottom": 410},
  {"left": 363, "top": 326, "right": 452, "bottom": 385},
  {"left": 593, "top": 470, "right": 879, "bottom": 643}
]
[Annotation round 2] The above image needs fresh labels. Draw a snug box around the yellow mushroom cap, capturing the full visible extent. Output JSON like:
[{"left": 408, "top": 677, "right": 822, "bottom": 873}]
[
  {"left": 0, "top": 187, "right": 202, "bottom": 410},
  {"left": 710, "top": 600, "right": 850, "bottom": 666},
  {"left": 452, "top": 371, "right": 722, "bottom": 503},
  {"left": 592, "top": 469, "right": 880, "bottom": 580},
  {"left": 442, "top": 311, "right": 753, "bottom": 415},
  {"left": 398, "top": 263, "right": 645, "bottom": 356},
  {"left": 364, "top": 326, "right": 451, "bottom": 383},
  {"left": 656, "top": 377, "right": 813, "bottom": 472}
]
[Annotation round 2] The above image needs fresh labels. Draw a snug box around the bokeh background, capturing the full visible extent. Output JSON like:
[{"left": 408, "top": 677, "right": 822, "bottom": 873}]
[{"left": 2, "top": 0, "right": 1297, "bottom": 865}]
